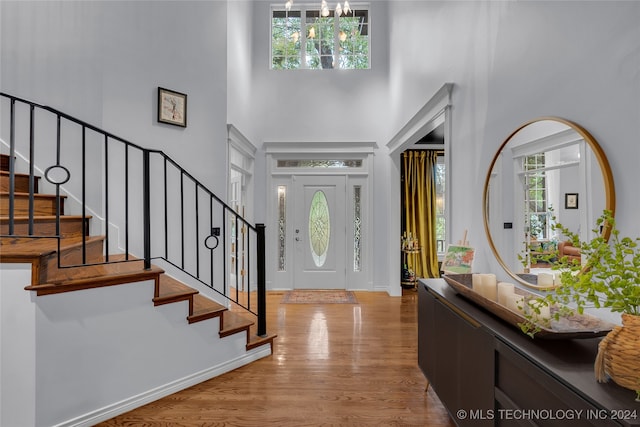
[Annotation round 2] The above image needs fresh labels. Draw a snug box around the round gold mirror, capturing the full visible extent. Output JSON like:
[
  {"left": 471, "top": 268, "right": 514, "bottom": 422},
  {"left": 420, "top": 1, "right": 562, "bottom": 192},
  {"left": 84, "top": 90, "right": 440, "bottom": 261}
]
[{"left": 483, "top": 117, "right": 616, "bottom": 289}]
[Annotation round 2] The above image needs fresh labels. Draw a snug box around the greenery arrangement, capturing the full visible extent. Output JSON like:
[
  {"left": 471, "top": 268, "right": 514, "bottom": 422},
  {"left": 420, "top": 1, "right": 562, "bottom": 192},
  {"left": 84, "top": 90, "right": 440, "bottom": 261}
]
[
  {"left": 519, "top": 210, "right": 639, "bottom": 330},
  {"left": 548, "top": 210, "right": 640, "bottom": 316},
  {"left": 517, "top": 210, "right": 640, "bottom": 400},
  {"left": 517, "top": 239, "right": 531, "bottom": 271}
]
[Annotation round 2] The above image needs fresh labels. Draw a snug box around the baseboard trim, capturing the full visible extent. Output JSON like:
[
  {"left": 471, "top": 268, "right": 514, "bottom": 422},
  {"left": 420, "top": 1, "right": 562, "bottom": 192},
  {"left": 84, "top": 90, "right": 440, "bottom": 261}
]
[{"left": 53, "top": 346, "right": 272, "bottom": 427}]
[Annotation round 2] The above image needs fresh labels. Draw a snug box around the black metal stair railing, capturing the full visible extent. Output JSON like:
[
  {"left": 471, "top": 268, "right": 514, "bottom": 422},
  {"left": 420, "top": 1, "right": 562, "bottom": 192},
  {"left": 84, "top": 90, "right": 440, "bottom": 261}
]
[{"left": 0, "top": 92, "right": 267, "bottom": 336}]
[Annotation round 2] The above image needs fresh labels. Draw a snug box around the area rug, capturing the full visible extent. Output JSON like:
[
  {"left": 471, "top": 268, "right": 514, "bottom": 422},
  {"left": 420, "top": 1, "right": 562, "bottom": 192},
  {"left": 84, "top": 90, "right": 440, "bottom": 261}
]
[{"left": 281, "top": 290, "right": 358, "bottom": 304}]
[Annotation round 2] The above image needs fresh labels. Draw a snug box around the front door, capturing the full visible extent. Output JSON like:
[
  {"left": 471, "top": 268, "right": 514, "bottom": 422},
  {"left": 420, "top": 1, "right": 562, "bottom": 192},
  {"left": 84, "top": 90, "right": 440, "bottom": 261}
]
[{"left": 293, "top": 175, "right": 346, "bottom": 289}]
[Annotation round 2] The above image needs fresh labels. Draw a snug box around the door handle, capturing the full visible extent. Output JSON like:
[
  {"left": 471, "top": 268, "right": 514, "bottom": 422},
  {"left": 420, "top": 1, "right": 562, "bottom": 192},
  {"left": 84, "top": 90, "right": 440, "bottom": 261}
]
[{"left": 295, "top": 237, "right": 301, "bottom": 242}]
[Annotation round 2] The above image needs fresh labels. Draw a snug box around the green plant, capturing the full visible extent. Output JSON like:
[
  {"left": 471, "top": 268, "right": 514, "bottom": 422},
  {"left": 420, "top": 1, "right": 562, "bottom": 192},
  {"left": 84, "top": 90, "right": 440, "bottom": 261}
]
[
  {"left": 517, "top": 210, "right": 640, "bottom": 399},
  {"left": 551, "top": 210, "right": 640, "bottom": 316},
  {"left": 517, "top": 238, "right": 531, "bottom": 270},
  {"left": 517, "top": 210, "right": 640, "bottom": 336}
]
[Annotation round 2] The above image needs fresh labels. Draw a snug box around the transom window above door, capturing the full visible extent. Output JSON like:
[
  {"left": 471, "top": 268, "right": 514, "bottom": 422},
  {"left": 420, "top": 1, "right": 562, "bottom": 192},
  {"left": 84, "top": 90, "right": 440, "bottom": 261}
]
[{"left": 271, "top": 4, "right": 370, "bottom": 70}]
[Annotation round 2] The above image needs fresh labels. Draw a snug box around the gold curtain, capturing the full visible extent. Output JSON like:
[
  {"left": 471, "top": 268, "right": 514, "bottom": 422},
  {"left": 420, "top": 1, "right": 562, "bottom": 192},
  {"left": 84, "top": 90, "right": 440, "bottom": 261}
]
[{"left": 403, "top": 150, "right": 440, "bottom": 278}]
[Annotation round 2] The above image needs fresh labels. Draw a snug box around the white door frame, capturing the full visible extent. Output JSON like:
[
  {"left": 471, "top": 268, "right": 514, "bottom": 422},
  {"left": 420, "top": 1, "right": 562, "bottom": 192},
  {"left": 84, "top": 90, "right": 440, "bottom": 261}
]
[
  {"left": 227, "top": 125, "right": 257, "bottom": 291},
  {"left": 386, "top": 83, "right": 453, "bottom": 296},
  {"left": 264, "top": 141, "right": 376, "bottom": 291}
]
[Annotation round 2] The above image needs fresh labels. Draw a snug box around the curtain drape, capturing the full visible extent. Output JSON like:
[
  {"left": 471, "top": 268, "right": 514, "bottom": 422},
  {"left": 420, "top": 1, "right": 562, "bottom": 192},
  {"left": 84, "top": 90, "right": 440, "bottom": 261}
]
[{"left": 402, "top": 150, "right": 440, "bottom": 278}]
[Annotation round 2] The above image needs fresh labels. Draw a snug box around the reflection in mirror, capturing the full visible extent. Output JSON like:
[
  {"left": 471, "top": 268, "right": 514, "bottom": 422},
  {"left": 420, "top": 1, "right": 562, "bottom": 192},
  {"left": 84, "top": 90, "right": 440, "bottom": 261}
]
[{"left": 483, "top": 117, "right": 615, "bottom": 289}]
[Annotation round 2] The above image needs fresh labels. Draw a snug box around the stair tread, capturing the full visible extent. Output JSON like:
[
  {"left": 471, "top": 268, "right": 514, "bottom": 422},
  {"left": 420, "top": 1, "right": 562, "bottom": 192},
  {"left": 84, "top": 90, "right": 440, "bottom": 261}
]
[
  {"left": 153, "top": 274, "right": 199, "bottom": 304},
  {"left": 1, "top": 215, "right": 90, "bottom": 220},
  {"left": 25, "top": 263, "right": 164, "bottom": 295},
  {"left": 0, "top": 171, "right": 40, "bottom": 193},
  {"left": 220, "top": 311, "right": 254, "bottom": 336},
  {"left": 0, "top": 235, "right": 104, "bottom": 261},
  {"left": 247, "top": 333, "right": 278, "bottom": 351},
  {"left": 1, "top": 191, "right": 65, "bottom": 199},
  {"left": 1, "top": 215, "right": 90, "bottom": 238},
  {"left": 0, "top": 170, "right": 41, "bottom": 178},
  {"left": 189, "top": 294, "right": 227, "bottom": 322},
  {"left": 27, "top": 262, "right": 162, "bottom": 286}
]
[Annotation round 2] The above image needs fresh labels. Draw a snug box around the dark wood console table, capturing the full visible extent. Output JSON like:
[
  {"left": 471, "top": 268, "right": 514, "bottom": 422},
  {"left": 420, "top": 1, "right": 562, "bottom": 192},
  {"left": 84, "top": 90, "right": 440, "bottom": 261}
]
[{"left": 418, "top": 278, "right": 640, "bottom": 427}]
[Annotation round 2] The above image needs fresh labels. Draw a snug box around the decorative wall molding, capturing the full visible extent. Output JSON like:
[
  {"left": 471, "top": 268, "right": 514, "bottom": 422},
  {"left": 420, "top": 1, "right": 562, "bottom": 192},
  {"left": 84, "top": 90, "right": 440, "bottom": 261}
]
[
  {"left": 385, "top": 82, "right": 454, "bottom": 296},
  {"left": 386, "top": 83, "right": 453, "bottom": 156},
  {"left": 227, "top": 124, "right": 257, "bottom": 158},
  {"left": 264, "top": 140, "right": 377, "bottom": 155}
]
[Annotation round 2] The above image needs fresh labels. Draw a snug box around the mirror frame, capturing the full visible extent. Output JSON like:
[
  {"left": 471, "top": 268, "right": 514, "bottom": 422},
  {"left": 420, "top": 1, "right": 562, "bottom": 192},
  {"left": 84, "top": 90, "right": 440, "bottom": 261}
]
[{"left": 482, "top": 116, "right": 616, "bottom": 289}]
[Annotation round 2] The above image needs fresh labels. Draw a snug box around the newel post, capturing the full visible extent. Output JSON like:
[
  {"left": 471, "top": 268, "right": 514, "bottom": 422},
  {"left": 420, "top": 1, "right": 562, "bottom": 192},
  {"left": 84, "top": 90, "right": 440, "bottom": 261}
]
[
  {"left": 143, "top": 150, "right": 151, "bottom": 270},
  {"left": 256, "top": 223, "right": 267, "bottom": 337}
]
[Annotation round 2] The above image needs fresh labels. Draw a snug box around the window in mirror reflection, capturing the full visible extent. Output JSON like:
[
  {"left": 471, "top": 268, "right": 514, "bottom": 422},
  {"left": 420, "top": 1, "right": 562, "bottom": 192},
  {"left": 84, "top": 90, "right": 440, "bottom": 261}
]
[
  {"left": 524, "top": 153, "right": 553, "bottom": 240},
  {"left": 435, "top": 155, "right": 446, "bottom": 254}
]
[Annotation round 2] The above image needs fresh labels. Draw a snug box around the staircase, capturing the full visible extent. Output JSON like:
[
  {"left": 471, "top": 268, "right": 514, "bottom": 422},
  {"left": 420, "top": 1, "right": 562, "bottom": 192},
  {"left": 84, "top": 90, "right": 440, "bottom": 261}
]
[
  {"left": 0, "top": 152, "right": 275, "bottom": 350},
  {"left": 0, "top": 93, "right": 276, "bottom": 426}
]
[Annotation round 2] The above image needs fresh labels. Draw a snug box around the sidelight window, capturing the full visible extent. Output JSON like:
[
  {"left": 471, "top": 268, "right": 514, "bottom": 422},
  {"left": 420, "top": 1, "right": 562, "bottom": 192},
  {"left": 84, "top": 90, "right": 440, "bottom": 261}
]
[
  {"left": 353, "top": 185, "right": 362, "bottom": 272},
  {"left": 278, "top": 186, "right": 287, "bottom": 271}
]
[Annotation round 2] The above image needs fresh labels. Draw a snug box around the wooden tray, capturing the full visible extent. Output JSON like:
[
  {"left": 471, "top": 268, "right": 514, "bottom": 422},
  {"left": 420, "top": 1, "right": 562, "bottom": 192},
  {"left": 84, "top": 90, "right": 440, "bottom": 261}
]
[{"left": 442, "top": 274, "right": 616, "bottom": 339}]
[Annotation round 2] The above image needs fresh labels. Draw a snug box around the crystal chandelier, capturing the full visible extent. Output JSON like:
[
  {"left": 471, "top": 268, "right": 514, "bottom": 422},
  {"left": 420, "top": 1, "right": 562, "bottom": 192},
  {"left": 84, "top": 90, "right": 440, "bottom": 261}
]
[{"left": 285, "top": 0, "right": 352, "bottom": 17}]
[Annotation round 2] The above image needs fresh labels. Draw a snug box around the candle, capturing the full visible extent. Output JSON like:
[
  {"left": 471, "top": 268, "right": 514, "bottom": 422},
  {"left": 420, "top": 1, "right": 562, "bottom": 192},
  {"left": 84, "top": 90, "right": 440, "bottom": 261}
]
[
  {"left": 480, "top": 274, "right": 497, "bottom": 301},
  {"left": 471, "top": 273, "right": 498, "bottom": 301},
  {"left": 537, "top": 273, "right": 554, "bottom": 287},
  {"left": 497, "top": 282, "right": 515, "bottom": 305},
  {"left": 472, "top": 274, "right": 483, "bottom": 293},
  {"left": 538, "top": 305, "right": 551, "bottom": 322},
  {"left": 506, "top": 294, "right": 525, "bottom": 313}
]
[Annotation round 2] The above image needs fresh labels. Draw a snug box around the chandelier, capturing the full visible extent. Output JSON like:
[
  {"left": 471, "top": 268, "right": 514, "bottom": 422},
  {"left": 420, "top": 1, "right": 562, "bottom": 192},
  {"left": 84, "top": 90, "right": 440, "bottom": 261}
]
[{"left": 285, "top": 0, "right": 352, "bottom": 17}]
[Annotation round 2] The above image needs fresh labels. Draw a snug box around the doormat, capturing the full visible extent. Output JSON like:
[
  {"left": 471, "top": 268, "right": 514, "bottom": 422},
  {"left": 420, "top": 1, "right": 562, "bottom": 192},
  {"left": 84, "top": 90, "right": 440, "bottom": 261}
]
[{"left": 281, "top": 290, "right": 358, "bottom": 304}]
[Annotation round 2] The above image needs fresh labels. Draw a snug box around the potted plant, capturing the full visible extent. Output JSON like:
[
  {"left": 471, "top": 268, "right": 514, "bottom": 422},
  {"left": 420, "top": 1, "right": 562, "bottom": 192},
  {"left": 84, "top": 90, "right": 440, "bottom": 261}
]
[{"left": 526, "top": 210, "right": 640, "bottom": 400}]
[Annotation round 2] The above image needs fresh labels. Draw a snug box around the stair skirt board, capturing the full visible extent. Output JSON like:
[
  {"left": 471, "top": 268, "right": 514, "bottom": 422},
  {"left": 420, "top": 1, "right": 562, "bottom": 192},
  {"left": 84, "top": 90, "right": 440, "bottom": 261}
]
[{"left": 52, "top": 346, "right": 272, "bottom": 427}]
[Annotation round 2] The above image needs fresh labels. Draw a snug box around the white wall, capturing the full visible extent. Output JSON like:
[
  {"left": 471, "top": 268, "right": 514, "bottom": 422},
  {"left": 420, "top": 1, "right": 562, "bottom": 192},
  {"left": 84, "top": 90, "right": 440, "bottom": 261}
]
[
  {"left": 228, "top": 0, "right": 639, "bottom": 289},
  {"left": 2, "top": 0, "right": 638, "bottom": 290},
  {"left": 227, "top": 1, "right": 394, "bottom": 290},
  {"left": 1, "top": 0, "right": 639, "bottom": 422},
  {"left": 33, "top": 282, "right": 268, "bottom": 427},
  {"left": 1, "top": 0, "right": 229, "bottom": 197},
  {"left": 227, "top": 1, "right": 256, "bottom": 139},
  {"left": 1, "top": 266, "right": 270, "bottom": 427},
  {"left": 229, "top": 1, "right": 391, "bottom": 144},
  {"left": 0, "top": 3, "right": 265, "bottom": 425},
  {"left": 2, "top": 0, "right": 638, "bottom": 292},
  {"left": 1, "top": 0, "right": 233, "bottom": 288},
  {"left": 0, "top": 265, "right": 36, "bottom": 427},
  {"left": 388, "top": 0, "right": 640, "bottom": 278}
]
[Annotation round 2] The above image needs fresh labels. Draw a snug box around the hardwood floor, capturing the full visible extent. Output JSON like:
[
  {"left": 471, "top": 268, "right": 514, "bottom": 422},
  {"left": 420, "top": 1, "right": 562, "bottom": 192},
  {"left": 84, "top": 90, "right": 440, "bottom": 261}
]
[{"left": 98, "top": 290, "right": 456, "bottom": 426}]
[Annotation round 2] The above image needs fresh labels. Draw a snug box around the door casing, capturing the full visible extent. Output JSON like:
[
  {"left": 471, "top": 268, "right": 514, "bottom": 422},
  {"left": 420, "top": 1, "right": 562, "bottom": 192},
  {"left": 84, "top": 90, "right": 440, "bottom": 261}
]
[{"left": 264, "top": 142, "right": 375, "bottom": 291}]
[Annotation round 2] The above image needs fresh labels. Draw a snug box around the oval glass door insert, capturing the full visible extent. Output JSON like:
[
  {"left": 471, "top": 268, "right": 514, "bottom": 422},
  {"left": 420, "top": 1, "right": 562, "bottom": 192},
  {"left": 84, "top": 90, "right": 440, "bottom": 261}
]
[{"left": 309, "top": 190, "right": 331, "bottom": 267}]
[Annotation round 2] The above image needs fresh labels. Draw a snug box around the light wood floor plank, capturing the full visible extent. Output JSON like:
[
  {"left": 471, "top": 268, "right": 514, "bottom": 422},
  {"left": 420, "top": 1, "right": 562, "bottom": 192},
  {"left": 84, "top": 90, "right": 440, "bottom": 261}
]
[{"left": 98, "top": 290, "right": 455, "bottom": 426}]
